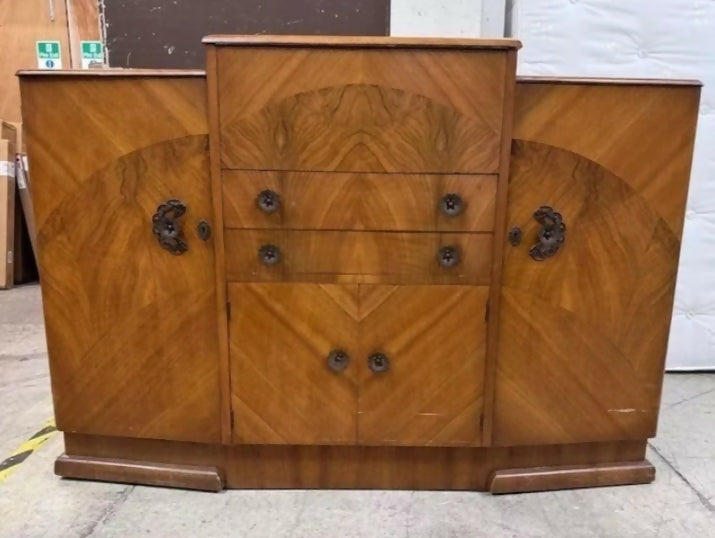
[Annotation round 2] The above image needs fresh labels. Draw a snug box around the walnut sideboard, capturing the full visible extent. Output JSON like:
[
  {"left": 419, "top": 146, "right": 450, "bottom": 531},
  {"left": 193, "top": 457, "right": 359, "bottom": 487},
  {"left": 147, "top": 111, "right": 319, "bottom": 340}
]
[{"left": 18, "top": 36, "right": 700, "bottom": 493}]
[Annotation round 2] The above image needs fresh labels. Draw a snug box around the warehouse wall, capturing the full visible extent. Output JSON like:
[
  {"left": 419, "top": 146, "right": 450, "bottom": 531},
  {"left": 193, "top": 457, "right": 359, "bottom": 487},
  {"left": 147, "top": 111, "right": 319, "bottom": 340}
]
[{"left": 103, "top": 0, "right": 390, "bottom": 68}]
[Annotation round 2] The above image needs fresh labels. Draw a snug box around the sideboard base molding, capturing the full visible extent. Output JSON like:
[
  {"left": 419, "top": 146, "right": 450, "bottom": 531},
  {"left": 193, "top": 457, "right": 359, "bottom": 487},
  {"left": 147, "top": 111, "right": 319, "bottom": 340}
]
[
  {"left": 55, "top": 454, "right": 224, "bottom": 492},
  {"left": 61, "top": 433, "right": 651, "bottom": 492},
  {"left": 489, "top": 460, "right": 655, "bottom": 494}
]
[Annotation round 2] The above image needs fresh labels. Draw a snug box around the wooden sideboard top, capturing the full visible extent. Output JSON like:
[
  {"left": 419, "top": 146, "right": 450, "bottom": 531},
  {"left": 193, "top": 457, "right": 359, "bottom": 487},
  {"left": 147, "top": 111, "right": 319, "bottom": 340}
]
[
  {"left": 17, "top": 69, "right": 206, "bottom": 77},
  {"left": 202, "top": 34, "right": 522, "bottom": 49},
  {"left": 517, "top": 75, "right": 702, "bottom": 87}
]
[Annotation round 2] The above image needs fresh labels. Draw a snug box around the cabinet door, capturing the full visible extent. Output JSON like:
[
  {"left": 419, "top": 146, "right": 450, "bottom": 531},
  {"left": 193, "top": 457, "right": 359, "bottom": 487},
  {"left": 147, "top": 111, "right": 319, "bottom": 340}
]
[
  {"left": 230, "top": 283, "right": 359, "bottom": 444},
  {"left": 20, "top": 76, "right": 221, "bottom": 443},
  {"left": 494, "top": 140, "right": 685, "bottom": 446},
  {"left": 357, "top": 285, "right": 488, "bottom": 446}
]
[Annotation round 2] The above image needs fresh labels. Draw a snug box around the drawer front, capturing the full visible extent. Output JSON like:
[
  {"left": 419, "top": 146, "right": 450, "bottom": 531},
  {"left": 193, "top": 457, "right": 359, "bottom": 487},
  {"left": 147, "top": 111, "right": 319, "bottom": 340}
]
[
  {"left": 225, "top": 230, "right": 492, "bottom": 285},
  {"left": 229, "top": 283, "right": 358, "bottom": 445},
  {"left": 223, "top": 171, "right": 497, "bottom": 232},
  {"left": 217, "top": 47, "right": 508, "bottom": 173},
  {"left": 357, "top": 285, "right": 488, "bottom": 446}
]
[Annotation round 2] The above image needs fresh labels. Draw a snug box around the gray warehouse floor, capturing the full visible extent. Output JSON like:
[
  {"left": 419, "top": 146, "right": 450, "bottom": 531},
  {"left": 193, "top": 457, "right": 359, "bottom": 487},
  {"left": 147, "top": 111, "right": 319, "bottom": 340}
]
[{"left": 0, "top": 284, "right": 714, "bottom": 537}]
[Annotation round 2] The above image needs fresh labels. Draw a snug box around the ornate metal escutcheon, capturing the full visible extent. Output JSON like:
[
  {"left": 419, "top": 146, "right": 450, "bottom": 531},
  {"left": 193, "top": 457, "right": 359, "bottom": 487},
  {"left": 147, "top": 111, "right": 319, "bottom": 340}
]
[
  {"left": 508, "top": 226, "right": 523, "bottom": 246},
  {"left": 256, "top": 189, "right": 281, "bottom": 213},
  {"left": 152, "top": 199, "right": 188, "bottom": 255},
  {"left": 326, "top": 349, "right": 350, "bottom": 373},
  {"left": 437, "top": 245, "right": 461, "bottom": 268},
  {"left": 196, "top": 220, "right": 211, "bottom": 241},
  {"left": 367, "top": 352, "right": 390, "bottom": 373},
  {"left": 258, "top": 244, "right": 282, "bottom": 266},
  {"left": 529, "top": 206, "right": 566, "bottom": 261},
  {"left": 439, "top": 193, "right": 464, "bottom": 217}
]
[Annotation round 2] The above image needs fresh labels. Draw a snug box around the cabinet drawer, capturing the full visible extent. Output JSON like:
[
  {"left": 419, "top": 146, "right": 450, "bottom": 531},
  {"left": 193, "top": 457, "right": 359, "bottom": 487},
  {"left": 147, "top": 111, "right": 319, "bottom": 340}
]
[
  {"left": 223, "top": 171, "right": 497, "bottom": 232},
  {"left": 217, "top": 47, "right": 508, "bottom": 173},
  {"left": 225, "top": 230, "right": 492, "bottom": 285}
]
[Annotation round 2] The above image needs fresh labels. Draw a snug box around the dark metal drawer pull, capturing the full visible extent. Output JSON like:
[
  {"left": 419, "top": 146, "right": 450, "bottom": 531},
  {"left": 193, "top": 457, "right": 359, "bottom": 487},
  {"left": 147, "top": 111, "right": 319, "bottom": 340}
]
[
  {"left": 326, "top": 349, "right": 350, "bottom": 373},
  {"left": 437, "top": 245, "right": 461, "bottom": 268},
  {"left": 258, "top": 244, "right": 281, "bottom": 265},
  {"left": 439, "top": 193, "right": 464, "bottom": 217},
  {"left": 256, "top": 189, "right": 281, "bottom": 213},
  {"left": 152, "top": 199, "right": 188, "bottom": 255},
  {"left": 367, "top": 352, "right": 390, "bottom": 373},
  {"left": 529, "top": 206, "right": 566, "bottom": 261}
]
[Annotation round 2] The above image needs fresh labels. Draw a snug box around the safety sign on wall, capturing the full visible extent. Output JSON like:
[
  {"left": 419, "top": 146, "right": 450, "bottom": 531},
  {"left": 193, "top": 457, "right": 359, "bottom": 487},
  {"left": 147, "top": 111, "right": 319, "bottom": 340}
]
[
  {"left": 81, "top": 41, "right": 104, "bottom": 69},
  {"left": 36, "top": 41, "right": 62, "bottom": 70}
]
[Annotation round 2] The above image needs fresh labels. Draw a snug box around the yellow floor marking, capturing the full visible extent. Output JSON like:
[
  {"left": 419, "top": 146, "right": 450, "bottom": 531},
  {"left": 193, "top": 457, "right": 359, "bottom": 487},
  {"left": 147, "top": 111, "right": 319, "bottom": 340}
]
[{"left": 0, "top": 419, "right": 57, "bottom": 483}]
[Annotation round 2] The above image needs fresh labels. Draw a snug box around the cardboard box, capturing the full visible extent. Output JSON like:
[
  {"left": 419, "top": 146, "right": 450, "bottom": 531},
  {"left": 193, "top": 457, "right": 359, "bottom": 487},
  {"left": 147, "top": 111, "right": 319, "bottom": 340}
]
[
  {"left": 1, "top": 121, "right": 23, "bottom": 154},
  {"left": 0, "top": 139, "right": 15, "bottom": 288}
]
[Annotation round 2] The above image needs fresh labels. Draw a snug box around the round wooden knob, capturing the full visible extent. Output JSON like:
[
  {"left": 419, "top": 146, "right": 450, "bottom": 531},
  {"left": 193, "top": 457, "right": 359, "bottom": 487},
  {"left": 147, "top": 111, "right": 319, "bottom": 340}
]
[
  {"left": 326, "top": 349, "right": 350, "bottom": 373},
  {"left": 367, "top": 352, "right": 390, "bottom": 373},
  {"left": 437, "top": 245, "right": 461, "bottom": 268},
  {"left": 258, "top": 244, "right": 281, "bottom": 266},
  {"left": 439, "top": 193, "right": 464, "bottom": 217},
  {"left": 256, "top": 189, "right": 281, "bottom": 213}
]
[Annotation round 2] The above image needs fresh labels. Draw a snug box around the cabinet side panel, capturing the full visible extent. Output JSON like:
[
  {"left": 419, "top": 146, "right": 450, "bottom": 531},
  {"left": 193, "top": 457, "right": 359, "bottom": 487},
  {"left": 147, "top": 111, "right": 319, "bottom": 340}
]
[
  {"left": 495, "top": 83, "right": 698, "bottom": 445},
  {"left": 20, "top": 76, "right": 222, "bottom": 443}
]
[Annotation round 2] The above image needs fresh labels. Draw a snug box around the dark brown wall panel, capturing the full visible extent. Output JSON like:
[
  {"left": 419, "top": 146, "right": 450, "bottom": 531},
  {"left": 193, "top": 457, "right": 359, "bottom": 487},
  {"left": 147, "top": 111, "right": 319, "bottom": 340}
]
[{"left": 103, "top": 0, "right": 390, "bottom": 68}]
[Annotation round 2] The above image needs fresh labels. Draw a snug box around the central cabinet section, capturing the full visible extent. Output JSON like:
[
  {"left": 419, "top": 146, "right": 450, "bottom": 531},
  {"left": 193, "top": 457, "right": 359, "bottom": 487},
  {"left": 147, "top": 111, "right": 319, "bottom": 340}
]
[
  {"left": 210, "top": 38, "right": 516, "bottom": 449},
  {"left": 229, "top": 283, "right": 489, "bottom": 446}
]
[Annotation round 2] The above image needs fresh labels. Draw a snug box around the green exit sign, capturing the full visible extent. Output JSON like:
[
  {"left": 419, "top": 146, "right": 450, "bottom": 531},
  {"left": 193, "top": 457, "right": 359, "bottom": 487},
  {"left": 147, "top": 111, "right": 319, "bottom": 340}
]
[
  {"left": 80, "top": 41, "right": 104, "bottom": 69},
  {"left": 36, "top": 41, "right": 62, "bottom": 69}
]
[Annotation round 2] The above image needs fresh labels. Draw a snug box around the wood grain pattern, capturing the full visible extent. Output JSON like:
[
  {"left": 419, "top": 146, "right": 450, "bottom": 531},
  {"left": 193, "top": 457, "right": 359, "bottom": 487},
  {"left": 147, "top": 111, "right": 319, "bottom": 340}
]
[
  {"left": 0, "top": 1, "right": 70, "bottom": 121},
  {"left": 204, "top": 35, "right": 521, "bottom": 49},
  {"left": 217, "top": 48, "right": 507, "bottom": 172},
  {"left": 20, "top": 75, "right": 209, "bottom": 231},
  {"left": 63, "top": 433, "right": 648, "bottom": 491},
  {"left": 512, "top": 82, "right": 700, "bottom": 238},
  {"left": 20, "top": 76, "right": 221, "bottom": 443},
  {"left": 494, "top": 141, "right": 683, "bottom": 446},
  {"left": 489, "top": 460, "right": 655, "bottom": 494},
  {"left": 225, "top": 230, "right": 492, "bottom": 285},
  {"left": 223, "top": 171, "right": 496, "bottom": 232},
  {"left": 206, "top": 45, "right": 233, "bottom": 445},
  {"left": 55, "top": 454, "right": 224, "bottom": 492},
  {"left": 357, "top": 285, "right": 488, "bottom": 446},
  {"left": 482, "top": 49, "right": 518, "bottom": 446},
  {"left": 229, "top": 283, "right": 359, "bottom": 445}
]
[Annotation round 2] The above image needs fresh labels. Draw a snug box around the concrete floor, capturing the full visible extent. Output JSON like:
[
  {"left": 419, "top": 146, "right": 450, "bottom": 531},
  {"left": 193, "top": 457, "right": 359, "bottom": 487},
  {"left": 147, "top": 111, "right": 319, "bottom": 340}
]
[{"left": 0, "top": 284, "right": 713, "bottom": 537}]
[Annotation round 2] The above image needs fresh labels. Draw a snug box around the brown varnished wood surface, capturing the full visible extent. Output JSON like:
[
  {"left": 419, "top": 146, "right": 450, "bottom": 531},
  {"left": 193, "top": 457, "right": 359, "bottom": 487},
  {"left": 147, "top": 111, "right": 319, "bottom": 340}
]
[
  {"left": 358, "top": 285, "right": 487, "bottom": 446},
  {"left": 20, "top": 76, "right": 208, "bottom": 231},
  {"left": 18, "top": 70, "right": 206, "bottom": 77},
  {"left": 204, "top": 35, "right": 521, "bottom": 49},
  {"left": 481, "top": 49, "right": 518, "bottom": 446},
  {"left": 216, "top": 48, "right": 507, "bottom": 172},
  {"left": 20, "top": 77, "right": 221, "bottom": 443},
  {"left": 224, "top": 230, "right": 492, "bottom": 285},
  {"left": 229, "top": 283, "right": 358, "bottom": 445},
  {"left": 63, "top": 433, "right": 647, "bottom": 491},
  {"left": 223, "top": 171, "right": 497, "bottom": 232},
  {"left": 489, "top": 460, "right": 655, "bottom": 494},
  {"left": 494, "top": 140, "right": 684, "bottom": 446},
  {"left": 517, "top": 76, "right": 701, "bottom": 87},
  {"left": 55, "top": 454, "right": 224, "bottom": 492},
  {"left": 206, "top": 46, "right": 233, "bottom": 445},
  {"left": 512, "top": 82, "right": 700, "bottom": 238}
]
